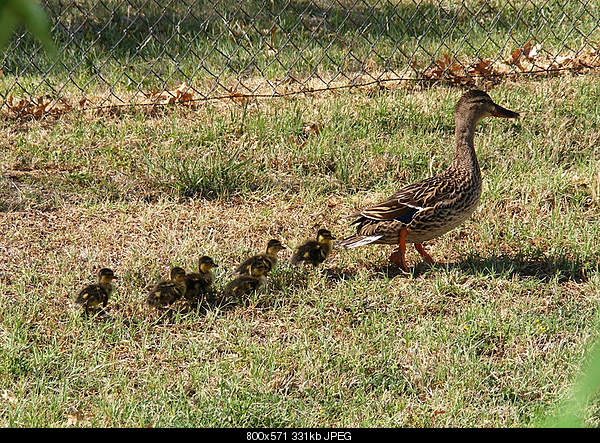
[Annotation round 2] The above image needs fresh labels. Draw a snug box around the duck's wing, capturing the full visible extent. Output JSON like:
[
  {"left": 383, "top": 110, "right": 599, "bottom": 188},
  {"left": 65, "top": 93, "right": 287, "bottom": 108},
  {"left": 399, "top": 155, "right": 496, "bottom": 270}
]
[
  {"left": 75, "top": 284, "right": 106, "bottom": 307},
  {"left": 309, "top": 245, "right": 328, "bottom": 265},
  {"left": 290, "top": 241, "right": 319, "bottom": 265},
  {"left": 234, "top": 258, "right": 253, "bottom": 275},
  {"left": 185, "top": 273, "right": 214, "bottom": 301},
  {"left": 338, "top": 175, "right": 455, "bottom": 249},
  {"left": 224, "top": 276, "right": 260, "bottom": 299},
  {"left": 147, "top": 281, "right": 184, "bottom": 307},
  {"left": 357, "top": 175, "right": 456, "bottom": 222},
  {"left": 236, "top": 255, "right": 274, "bottom": 275},
  {"left": 184, "top": 273, "right": 203, "bottom": 299},
  {"left": 354, "top": 196, "right": 424, "bottom": 224},
  {"left": 186, "top": 272, "right": 211, "bottom": 288}
]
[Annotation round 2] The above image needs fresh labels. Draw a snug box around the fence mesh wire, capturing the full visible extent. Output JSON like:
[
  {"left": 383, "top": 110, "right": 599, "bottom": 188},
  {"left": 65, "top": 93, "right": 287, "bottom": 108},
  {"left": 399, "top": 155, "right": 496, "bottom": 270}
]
[{"left": 2, "top": 0, "right": 600, "bottom": 114}]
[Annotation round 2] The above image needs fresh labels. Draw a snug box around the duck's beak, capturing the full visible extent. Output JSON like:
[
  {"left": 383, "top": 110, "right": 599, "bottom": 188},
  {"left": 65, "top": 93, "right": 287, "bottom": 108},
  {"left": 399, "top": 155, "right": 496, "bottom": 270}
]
[{"left": 491, "top": 103, "right": 520, "bottom": 118}]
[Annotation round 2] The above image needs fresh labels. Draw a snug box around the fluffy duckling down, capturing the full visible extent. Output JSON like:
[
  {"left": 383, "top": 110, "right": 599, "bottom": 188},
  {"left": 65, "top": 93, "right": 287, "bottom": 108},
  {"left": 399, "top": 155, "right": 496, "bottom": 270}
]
[
  {"left": 146, "top": 266, "right": 187, "bottom": 309},
  {"left": 235, "top": 239, "right": 285, "bottom": 275},
  {"left": 75, "top": 268, "right": 117, "bottom": 314},
  {"left": 185, "top": 256, "right": 218, "bottom": 304},
  {"left": 223, "top": 260, "right": 269, "bottom": 301},
  {"left": 290, "top": 228, "right": 335, "bottom": 267}
]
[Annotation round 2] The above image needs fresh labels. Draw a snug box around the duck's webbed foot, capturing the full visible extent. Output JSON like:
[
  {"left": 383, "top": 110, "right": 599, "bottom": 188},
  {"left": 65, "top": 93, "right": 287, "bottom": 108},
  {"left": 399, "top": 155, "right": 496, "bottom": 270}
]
[{"left": 414, "top": 243, "right": 435, "bottom": 264}]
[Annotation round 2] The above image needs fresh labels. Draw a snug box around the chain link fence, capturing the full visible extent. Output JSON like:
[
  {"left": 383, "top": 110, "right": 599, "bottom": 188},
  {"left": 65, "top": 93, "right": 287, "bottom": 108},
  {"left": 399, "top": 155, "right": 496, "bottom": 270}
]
[{"left": 1, "top": 0, "right": 600, "bottom": 114}]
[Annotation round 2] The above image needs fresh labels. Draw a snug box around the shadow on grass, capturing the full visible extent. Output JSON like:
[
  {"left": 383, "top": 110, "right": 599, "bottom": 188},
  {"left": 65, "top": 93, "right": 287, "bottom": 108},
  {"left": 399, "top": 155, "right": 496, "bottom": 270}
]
[
  {"left": 165, "top": 267, "right": 313, "bottom": 314},
  {"left": 323, "top": 264, "right": 421, "bottom": 280},
  {"left": 451, "top": 252, "right": 590, "bottom": 283},
  {"left": 337, "top": 251, "right": 592, "bottom": 283},
  {"left": 323, "top": 267, "right": 361, "bottom": 282},
  {"left": 97, "top": 252, "right": 591, "bottom": 328}
]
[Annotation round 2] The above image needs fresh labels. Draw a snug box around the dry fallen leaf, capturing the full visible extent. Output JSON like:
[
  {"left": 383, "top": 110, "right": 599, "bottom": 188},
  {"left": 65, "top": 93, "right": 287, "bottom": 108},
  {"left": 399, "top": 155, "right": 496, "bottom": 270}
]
[
  {"left": 510, "top": 41, "right": 532, "bottom": 65},
  {"left": 469, "top": 60, "right": 494, "bottom": 77},
  {"left": 420, "top": 54, "right": 475, "bottom": 85},
  {"left": 3, "top": 46, "right": 600, "bottom": 120},
  {"left": 146, "top": 82, "right": 197, "bottom": 105},
  {"left": 65, "top": 410, "right": 92, "bottom": 427},
  {"left": 4, "top": 94, "right": 73, "bottom": 118},
  {"left": 66, "top": 413, "right": 81, "bottom": 426},
  {"left": 527, "top": 43, "right": 542, "bottom": 59}
]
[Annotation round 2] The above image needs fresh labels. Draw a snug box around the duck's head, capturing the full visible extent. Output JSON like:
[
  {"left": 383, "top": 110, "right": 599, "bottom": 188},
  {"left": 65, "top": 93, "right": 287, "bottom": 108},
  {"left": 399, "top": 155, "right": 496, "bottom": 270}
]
[
  {"left": 266, "top": 239, "right": 285, "bottom": 255},
  {"left": 316, "top": 229, "right": 335, "bottom": 244},
  {"left": 198, "top": 256, "right": 218, "bottom": 273},
  {"left": 98, "top": 268, "right": 117, "bottom": 284},
  {"left": 249, "top": 260, "right": 269, "bottom": 277},
  {"left": 455, "top": 90, "right": 519, "bottom": 124},
  {"left": 170, "top": 267, "right": 186, "bottom": 283}
]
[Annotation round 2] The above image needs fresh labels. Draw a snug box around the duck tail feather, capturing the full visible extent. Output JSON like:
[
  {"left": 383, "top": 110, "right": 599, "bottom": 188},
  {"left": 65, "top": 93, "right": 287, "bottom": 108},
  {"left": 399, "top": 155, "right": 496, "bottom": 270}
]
[{"left": 336, "top": 235, "right": 383, "bottom": 249}]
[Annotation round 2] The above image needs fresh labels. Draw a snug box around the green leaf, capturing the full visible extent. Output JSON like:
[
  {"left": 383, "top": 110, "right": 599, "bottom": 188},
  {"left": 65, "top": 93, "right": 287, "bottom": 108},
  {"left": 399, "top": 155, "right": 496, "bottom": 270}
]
[
  {"left": 1, "top": 0, "right": 55, "bottom": 55},
  {"left": 0, "top": 5, "right": 17, "bottom": 49},
  {"left": 542, "top": 338, "right": 600, "bottom": 427}
]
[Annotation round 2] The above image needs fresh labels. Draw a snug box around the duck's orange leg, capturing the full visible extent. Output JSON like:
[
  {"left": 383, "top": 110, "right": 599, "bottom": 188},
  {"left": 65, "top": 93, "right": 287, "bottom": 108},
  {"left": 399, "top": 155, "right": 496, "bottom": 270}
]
[
  {"left": 414, "top": 243, "right": 435, "bottom": 264},
  {"left": 389, "top": 229, "right": 409, "bottom": 272}
]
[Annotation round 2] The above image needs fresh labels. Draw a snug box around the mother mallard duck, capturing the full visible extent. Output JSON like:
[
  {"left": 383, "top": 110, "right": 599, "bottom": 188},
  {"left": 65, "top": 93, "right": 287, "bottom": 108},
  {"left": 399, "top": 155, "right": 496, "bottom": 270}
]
[{"left": 338, "top": 90, "right": 519, "bottom": 271}]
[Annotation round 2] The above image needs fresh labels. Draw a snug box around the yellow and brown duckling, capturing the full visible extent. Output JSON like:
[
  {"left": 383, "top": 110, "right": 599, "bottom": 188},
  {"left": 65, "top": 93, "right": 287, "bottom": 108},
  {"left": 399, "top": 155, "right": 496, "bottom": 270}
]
[
  {"left": 338, "top": 89, "right": 519, "bottom": 272},
  {"left": 235, "top": 239, "right": 285, "bottom": 275},
  {"left": 75, "top": 268, "right": 117, "bottom": 314},
  {"left": 184, "top": 256, "right": 218, "bottom": 304},
  {"left": 290, "top": 228, "right": 335, "bottom": 267},
  {"left": 222, "top": 260, "right": 269, "bottom": 301},
  {"left": 146, "top": 266, "right": 187, "bottom": 309}
]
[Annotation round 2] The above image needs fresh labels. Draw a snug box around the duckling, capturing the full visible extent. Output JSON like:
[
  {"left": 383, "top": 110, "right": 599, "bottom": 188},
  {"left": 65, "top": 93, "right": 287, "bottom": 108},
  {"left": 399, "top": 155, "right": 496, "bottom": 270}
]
[
  {"left": 222, "top": 260, "right": 269, "bottom": 301},
  {"left": 235, "top": 239, "right": 285, "bottom": 275},
  {"left": 290, "top": 228, "right": 335, "bottom": 266},
  {"left": 75, "top": 268, "right": 117, "bottom": 314},
  {"left": 184, "top": 256, "right": 218, "bottom": 303},
  {"left": 146, "top": 267, "right": 186, "bottom": 309}
]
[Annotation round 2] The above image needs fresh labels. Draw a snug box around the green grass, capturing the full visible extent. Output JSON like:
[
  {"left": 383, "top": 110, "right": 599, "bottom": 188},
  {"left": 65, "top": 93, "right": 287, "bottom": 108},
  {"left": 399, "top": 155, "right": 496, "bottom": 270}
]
[{"left": 1, "top": 73, "right": 600, "bottom": 427}]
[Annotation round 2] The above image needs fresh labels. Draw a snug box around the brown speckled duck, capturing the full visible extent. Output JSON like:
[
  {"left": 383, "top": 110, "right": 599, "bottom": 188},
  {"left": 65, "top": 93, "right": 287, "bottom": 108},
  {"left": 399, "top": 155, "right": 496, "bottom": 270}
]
[{"left": 338, "top": 90, "right": 519, "bottom": 271}]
